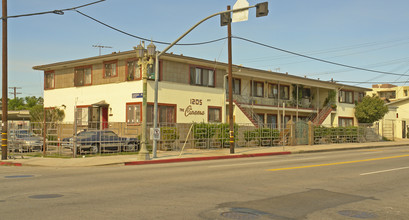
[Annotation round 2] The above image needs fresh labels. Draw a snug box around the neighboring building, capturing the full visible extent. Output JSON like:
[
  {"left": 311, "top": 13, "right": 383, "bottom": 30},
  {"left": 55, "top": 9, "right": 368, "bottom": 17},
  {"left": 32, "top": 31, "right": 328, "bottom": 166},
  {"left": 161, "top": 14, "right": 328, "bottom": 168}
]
[
  {"left": 367, "top": 84, "right": 409, "bottom": 102},
  {"left": 367, "top": 84, "right": 409, "bottom": 140},
  {"left": 33, "top": 50, "right": 369, "bottom": 129}
]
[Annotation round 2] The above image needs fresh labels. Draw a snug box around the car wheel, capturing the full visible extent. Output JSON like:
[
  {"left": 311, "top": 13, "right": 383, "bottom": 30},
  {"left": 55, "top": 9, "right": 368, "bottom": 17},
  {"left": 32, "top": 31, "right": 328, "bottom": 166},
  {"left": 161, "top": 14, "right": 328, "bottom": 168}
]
[{"left": 91, "top": 144, "right": 99, "bottom": 154}]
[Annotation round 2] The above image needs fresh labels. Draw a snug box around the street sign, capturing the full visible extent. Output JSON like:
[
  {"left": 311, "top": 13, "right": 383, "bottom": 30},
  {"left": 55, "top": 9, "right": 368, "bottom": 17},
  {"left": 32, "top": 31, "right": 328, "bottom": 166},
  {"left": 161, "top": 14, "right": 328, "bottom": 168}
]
[
  {"left": 232, "top": 0, "right": 249, "bottom": 23},
  {"left": 150, "top": 128, "right": 160, "bottom": 140},
  {"left": 132, "top": 93, "right": 143, "bottom": 98}
]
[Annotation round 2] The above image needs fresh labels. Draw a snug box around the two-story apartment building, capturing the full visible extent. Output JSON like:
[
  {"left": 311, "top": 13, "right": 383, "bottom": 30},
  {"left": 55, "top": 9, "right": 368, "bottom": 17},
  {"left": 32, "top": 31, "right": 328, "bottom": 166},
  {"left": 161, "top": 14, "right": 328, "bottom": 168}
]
[{"left": 33, "top": 50, "right": 369, "bottom": 129}]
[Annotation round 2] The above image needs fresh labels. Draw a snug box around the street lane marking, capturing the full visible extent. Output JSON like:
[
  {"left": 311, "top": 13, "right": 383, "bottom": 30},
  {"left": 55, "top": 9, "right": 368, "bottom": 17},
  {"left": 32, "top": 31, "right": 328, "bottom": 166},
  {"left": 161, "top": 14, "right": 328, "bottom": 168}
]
[
  {"left": 208, "top": 156, "right": 327, "bottom": 168},
  {"left": 360, "top": 166, "right": 409, "bottom": 176},
  {"left": 267, "top": 154, "right": 409, "bottom": 172}
]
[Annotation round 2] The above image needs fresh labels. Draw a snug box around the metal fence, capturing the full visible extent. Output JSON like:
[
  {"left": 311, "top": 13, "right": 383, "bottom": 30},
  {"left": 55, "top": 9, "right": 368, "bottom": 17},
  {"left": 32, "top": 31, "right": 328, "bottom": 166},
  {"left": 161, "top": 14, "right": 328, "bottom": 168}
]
[{"left": 5, "top": 121, "right": 383, "bottom": 158}]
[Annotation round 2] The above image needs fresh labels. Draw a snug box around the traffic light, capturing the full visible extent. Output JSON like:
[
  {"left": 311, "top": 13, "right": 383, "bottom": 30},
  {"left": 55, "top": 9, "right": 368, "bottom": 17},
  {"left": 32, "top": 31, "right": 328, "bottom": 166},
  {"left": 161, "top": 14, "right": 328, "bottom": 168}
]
[
  {"left": 220, "top": 12, "right": 231, "bottom": 26},
  {"left": 256, "top": 2, "right": 269, "bottom": 17}
]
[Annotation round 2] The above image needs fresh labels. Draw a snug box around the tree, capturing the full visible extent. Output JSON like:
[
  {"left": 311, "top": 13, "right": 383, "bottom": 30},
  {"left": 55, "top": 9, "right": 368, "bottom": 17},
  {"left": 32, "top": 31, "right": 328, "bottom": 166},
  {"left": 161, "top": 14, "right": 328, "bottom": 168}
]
[{"left": 355, "top": 95, "right": 388, "bottom": 124}]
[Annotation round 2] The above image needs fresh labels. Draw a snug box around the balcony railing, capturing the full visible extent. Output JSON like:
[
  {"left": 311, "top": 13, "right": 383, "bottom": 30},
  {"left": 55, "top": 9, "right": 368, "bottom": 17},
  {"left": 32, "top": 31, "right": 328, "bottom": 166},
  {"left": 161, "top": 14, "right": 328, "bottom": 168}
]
[{"left": 232, "top": 94, "right": 315, "bottom": 109}]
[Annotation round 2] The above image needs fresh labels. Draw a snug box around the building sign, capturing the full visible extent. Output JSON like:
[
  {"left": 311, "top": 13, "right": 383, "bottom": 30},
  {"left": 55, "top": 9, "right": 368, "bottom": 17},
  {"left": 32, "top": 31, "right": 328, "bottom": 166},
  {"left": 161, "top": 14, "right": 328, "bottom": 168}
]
[{"left": 180, "top": 98, "right": 205, "bottom": 117}]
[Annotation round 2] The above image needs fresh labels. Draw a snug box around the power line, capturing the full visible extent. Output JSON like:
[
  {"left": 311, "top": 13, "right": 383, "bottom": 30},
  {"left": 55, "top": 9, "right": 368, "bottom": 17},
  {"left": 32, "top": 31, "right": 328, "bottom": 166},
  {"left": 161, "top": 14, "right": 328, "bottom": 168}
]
[
  {"left": 8, "top": 87, "right": 22, "bottom": 99},
  {"left": 74, "top": 10, "right": 227, "bottom": 46},
  {"left": 334, "top": 80, "right": 409, "bottom": 84},
  {"left": 233, "top": 36, "right": 409, "bottom": 77},
  {"left": 0, "top": 0, "right": 105, "bottom": 19}
]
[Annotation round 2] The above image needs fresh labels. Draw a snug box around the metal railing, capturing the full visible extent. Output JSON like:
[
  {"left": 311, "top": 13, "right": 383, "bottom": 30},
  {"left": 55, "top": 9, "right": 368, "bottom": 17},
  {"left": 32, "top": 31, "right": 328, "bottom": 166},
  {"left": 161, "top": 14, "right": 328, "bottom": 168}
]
[{"left": 4, "top": 121, "right": 383, "bottom": 158}]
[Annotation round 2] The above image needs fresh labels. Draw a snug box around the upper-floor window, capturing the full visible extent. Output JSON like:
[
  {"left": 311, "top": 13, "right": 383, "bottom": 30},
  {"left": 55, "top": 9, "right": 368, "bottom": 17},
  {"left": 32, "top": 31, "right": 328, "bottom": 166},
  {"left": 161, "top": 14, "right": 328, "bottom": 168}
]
[
  {"left": 280, "top": 85, "right": 289, "bottom": 100},
  {"left": 378, "top": 91, "right": 396, "bottom": 100},
  {"left": 339, "top": 90, "right": 354, "bottom": 104},
  {"left": 44, "top": 71, "right": 55, "bottom": 89},
  {"left": 103, "top": 60, "right": 118, "bottom": 78},
  {"left": 190, "top": 66, "right": 215, "bottom": 87},
  {"left": 357, "top": 92, "right": 365, "bottom": 102},
  {"left": 126, "top": 103, "right": 141, "bottom": 124},
  {"left": 74, "top": 66, "right": 92, "bottom": 86},
  {"left": 252, "top": 81, "right": 264, "bottom": 97},
  {"left": 126, "top": 59, "right": 141, "bottom": 81},
  {"left": 302, "top": 88, "right": 311, "bottom": 98},
  {"left": 226, "top": 78, "right": 241, "bottom": 95},
  {"left": 268, "top": 83, "right": 278, "bottom": 98},
  {"left": 233, "top": 78, "right": 241, "bottom": 94},
  {"left": 208, "top": 106, "right": 222, "bottom": 122}
]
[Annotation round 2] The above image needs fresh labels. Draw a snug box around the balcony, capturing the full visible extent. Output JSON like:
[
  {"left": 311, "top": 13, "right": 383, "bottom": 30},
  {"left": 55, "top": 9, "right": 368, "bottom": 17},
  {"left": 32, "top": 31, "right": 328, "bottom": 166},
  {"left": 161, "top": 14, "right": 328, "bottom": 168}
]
[{"left": 232, "top": 94, "right": 315, "bottom": 109}]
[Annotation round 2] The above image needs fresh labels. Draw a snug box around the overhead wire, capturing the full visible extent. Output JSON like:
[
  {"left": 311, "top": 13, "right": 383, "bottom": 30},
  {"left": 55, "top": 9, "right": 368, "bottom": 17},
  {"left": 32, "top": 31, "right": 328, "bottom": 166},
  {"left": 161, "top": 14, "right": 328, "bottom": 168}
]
[
  {"left": 232, "top": 36, "right": 409, "bottom": 77},
  {"left": 74, "top": 10, "right": 227, "bottom": 46},
  {"left": 0, "top": 0, "right": 105, "bottom": 19}
]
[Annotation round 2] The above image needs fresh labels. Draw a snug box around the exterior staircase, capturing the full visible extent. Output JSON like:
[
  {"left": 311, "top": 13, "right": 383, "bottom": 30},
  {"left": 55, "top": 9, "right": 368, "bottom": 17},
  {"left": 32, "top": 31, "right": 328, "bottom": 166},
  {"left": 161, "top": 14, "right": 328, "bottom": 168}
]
[
  {"left": 233, "top": 97, "right": 262, "bottom": 127},
  {"left": 311, "top": 105, "right": 333, "bottom": 125}
]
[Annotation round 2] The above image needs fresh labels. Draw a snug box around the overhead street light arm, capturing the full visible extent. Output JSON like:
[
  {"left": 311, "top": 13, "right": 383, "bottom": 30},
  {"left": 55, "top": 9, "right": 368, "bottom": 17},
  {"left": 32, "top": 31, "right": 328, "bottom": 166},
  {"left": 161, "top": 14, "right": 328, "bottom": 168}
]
[{"left": 157, "top": 5, "right": 256, "bottom": 57}]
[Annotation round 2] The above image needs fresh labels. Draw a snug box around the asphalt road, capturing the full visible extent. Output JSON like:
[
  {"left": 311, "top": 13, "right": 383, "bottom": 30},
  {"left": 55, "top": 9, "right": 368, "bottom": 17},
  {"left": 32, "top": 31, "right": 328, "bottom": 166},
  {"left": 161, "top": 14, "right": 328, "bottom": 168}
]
[{"left": 1, "top": 146, "right": 409, "bottom": 220}]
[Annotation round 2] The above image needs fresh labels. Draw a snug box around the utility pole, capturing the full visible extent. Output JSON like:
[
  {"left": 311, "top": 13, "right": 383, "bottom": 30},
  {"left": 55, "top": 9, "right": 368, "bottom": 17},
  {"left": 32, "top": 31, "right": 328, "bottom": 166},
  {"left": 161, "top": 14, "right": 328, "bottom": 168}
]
[
  {"left": 8, "top": 86, "right": 21, "bottom": 99},
  {"left": 2, "top": 0, "right": 8, "bottom": 160},
  {"left": 227, "top": 5, "right": 234, "bottom": 154}
]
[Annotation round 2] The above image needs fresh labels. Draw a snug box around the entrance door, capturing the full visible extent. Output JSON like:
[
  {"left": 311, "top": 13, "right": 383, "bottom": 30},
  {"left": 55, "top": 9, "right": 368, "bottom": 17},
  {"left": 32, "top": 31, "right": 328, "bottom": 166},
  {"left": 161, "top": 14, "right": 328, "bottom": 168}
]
[
  {"left": 402, "top": 121, "right": 407, "bottom": 138},
  {"left": 101, "top": 107, "right": 109, "bottom": 130}
]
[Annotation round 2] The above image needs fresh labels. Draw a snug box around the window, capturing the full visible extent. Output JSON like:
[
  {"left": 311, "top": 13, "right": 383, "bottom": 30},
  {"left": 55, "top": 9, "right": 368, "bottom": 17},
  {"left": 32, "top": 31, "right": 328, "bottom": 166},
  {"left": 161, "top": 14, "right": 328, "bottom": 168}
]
[
  {"left": 267, "top": 114, "right": 277, "bottom": 128},
  {"left": 339, "top": 117, "right": 353, "bottom": 127},
  {"left": 268, "top": 83, "right": 278, "bottom": 98},
  {"left": 208, "top": 107, "right": 221, "bottom": 122},
  {"left": 190, "top": 66, "right": 215, "bottom": 87},
  {"left": 126, "top": 59, "right": 141, "bottom": 81},
  {"left": 76, "top": 107, "right": 89, "bottom": 126},
  {"left": 233, "top": 78, "right": 241, "bottom": 94},
  {"left": 339, "top": 90, "right": 354, "bottom": 104},
  {"left": 103, "top": 60, "right": 117, "bottom": 78},
  {"left": 252, "top": 81, "right": 264, "bottom": 97},
  {"left": 44, "top": 71, "right": 54, "bottom": 89},
  {"left": 358, "top": 92, "right": 365, "bottom": 102},
  {"left": 126, "top": 103, "right": 141, "bottom": 124},
  {"left": 147, "top": 104, "right": 176, "bottom": 124},
  {"left": 257, "top": 113, "right": 265, "bottom": 126},
  {"left": 302, "top": 88, "right": 311, "bottom": 98},
  {"left": 378, "top": 91, "right": 396, "bottom": 99},
  {"left": 74, "top": 66, "right": 92, "bottom": 86},
  {"left": 280, "top": 85, "right": 289, "bottom": 100}
]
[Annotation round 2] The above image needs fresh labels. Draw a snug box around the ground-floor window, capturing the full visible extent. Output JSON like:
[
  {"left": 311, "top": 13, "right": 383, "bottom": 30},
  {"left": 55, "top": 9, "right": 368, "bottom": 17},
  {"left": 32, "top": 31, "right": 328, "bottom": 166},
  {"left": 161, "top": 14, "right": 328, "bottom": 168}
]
[
  {"left": 147, "top": 104, "right": 176, "bottom": 124},
  {"left": 126, "top": 103, "right": 142, "bottom": 124},
  {"left": 267, "top": 114, "right": 277, "bottom": 128},
  {"left": 339, "top": 117, "right": 353, "bottom": 127},
  {"left": 76, "top": 106, "right": 89, "bottom": 126},
  {"left": 208, "top": 106, "right": 222, "bottom": 122}
]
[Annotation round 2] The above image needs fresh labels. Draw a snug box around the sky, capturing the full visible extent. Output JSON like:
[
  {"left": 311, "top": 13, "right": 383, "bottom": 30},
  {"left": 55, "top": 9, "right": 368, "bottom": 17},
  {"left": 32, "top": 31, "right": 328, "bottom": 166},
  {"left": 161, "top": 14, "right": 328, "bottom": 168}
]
[{"left": 2, "top": 0, "right": 409, "bottom": 98}]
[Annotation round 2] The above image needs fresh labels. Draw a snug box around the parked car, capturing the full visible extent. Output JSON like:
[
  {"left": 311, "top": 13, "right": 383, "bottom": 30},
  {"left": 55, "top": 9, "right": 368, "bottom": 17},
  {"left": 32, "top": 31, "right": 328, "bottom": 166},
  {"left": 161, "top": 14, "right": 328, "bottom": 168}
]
[
  {"left": 62, "top": 130, "right": 139, "bottom": 154},
  {"left": 8, "top": 130, "right": 44, "bottom": 152}
]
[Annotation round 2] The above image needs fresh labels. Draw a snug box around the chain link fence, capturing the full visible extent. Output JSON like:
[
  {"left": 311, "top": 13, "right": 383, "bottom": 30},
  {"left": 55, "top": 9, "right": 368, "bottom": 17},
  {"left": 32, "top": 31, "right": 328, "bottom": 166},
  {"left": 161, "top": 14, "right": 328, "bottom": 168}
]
[{"left": 5, "top": 120, "right": 383, "bottom": 158}]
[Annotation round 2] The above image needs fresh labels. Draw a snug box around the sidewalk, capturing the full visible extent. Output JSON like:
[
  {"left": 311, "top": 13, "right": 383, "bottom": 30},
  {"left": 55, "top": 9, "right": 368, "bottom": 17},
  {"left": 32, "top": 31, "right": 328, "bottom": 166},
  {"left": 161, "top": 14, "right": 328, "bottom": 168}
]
[{"left": 1, "top": 140, "right": 409, "bottom": 167}]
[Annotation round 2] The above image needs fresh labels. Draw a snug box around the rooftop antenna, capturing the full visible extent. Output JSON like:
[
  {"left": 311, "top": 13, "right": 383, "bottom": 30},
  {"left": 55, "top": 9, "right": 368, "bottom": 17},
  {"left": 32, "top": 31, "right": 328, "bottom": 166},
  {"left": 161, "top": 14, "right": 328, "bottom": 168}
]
[{"left": 92, "top": 44, "right": 113, "bottom": 56}]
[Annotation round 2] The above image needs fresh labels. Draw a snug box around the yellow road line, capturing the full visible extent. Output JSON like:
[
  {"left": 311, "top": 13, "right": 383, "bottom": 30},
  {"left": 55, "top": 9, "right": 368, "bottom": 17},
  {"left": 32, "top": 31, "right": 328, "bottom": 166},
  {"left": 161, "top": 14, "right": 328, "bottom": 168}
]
[{"left": 268, "top": 154, "right": 409, "bottom": 171}]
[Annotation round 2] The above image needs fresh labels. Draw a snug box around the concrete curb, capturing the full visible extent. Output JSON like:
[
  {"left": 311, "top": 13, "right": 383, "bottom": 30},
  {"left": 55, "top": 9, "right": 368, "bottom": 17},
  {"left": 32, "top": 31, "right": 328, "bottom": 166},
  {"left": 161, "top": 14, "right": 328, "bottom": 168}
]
[
  {"left": 0, "top": 161, "right": 22, "bottom": 166},
  {"left": 124, "top": 151, "right": 291, "bottom": 166}
]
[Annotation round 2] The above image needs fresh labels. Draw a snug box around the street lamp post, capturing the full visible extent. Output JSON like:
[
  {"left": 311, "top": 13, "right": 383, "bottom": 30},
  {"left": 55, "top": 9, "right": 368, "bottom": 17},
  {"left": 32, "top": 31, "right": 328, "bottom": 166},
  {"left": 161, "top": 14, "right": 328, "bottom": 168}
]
[
  {"left": 151, "top": 2, "right": 268, "bottom": 157},
  {"left": 134, "top": 41, "right": 156, "bottom": 161}
]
